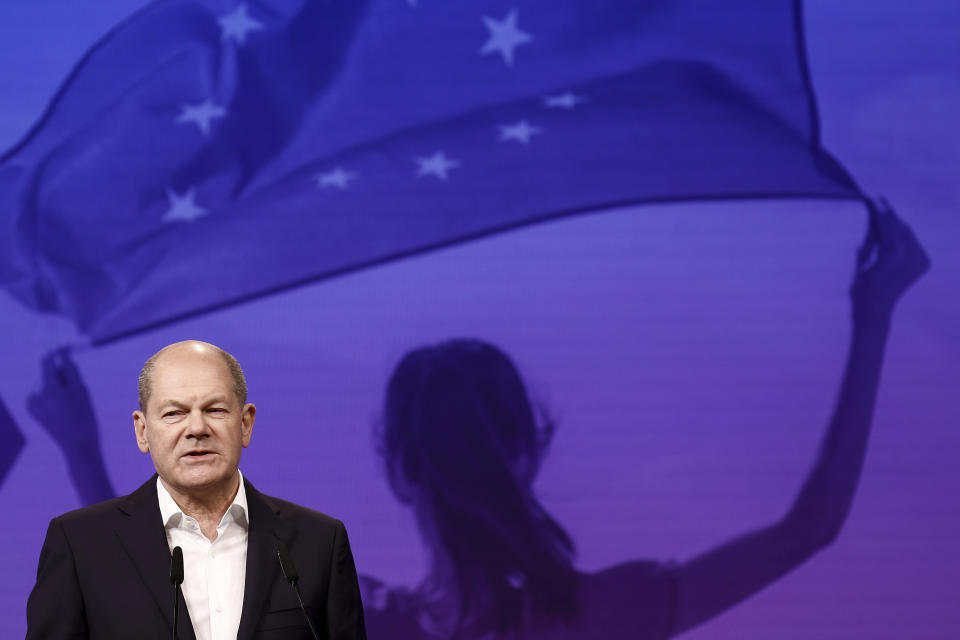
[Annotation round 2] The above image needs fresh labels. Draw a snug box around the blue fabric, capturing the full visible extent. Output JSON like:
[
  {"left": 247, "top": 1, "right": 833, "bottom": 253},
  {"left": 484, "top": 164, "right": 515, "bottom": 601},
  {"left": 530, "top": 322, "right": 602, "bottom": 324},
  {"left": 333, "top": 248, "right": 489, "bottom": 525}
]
[
  {"left": 0, "top": 399, "right": 24, "bottom": 489},
  {"left": 0, "top": 0, "right": 857, "bottom": 342}
]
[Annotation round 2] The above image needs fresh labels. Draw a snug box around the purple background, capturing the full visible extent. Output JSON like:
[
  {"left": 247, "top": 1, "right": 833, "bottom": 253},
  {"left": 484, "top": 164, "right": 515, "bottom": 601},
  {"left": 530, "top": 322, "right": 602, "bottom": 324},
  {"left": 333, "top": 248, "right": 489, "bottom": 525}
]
[{"left": 1, "top": 1, "right": 958, "bottom": 637}]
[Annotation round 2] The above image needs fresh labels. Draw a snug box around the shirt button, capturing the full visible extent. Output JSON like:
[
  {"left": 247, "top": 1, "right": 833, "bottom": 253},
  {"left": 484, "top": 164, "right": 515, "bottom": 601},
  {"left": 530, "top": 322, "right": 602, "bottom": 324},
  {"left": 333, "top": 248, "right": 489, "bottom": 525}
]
[
  {"left": 215, "top": 603, "right": 223, "bottom": 612},
  {"left": 210, "top": 549, "right": 217, "bottom": 558}
]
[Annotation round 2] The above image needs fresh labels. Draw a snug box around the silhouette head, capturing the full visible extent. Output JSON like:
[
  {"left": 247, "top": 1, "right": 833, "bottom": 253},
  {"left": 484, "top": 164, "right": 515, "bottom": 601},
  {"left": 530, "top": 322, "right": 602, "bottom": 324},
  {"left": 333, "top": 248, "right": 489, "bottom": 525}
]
[
  {"left": 378, "top": 338, "right": 577, "bottom": 632},
  {"left": 381, "top": 339, "right": 548, "bottom": 500}
]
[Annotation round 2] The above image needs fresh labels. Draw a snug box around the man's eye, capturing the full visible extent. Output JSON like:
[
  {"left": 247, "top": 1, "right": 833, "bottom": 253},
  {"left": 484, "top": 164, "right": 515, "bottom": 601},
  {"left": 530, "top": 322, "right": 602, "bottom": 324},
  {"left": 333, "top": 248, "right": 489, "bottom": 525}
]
[{"left": 208, "top": 408, "right": 227, "bottom": 414}]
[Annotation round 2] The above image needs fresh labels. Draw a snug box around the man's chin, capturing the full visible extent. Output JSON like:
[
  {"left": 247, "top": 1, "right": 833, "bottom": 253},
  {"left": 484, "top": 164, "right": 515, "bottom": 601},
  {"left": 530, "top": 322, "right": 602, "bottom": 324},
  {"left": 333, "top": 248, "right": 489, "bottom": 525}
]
[{"left": 163, "top": 465, "right": 238, "bottom": 495}]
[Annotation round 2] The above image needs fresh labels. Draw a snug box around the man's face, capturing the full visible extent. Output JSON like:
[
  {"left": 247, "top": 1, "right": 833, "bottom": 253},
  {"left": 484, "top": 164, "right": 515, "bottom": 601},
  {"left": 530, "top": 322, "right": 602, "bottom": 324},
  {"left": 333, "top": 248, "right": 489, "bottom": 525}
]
[{"left": 133, "top": 343, "right": 255, "bottom": 498}]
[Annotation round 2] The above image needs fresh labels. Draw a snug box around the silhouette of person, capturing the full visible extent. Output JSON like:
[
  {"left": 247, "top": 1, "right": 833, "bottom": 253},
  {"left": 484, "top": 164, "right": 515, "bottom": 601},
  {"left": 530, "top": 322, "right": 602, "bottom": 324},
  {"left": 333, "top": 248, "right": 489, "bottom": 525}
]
[{"left": 360, "top": 200, "right": 930, "bottom": 639}]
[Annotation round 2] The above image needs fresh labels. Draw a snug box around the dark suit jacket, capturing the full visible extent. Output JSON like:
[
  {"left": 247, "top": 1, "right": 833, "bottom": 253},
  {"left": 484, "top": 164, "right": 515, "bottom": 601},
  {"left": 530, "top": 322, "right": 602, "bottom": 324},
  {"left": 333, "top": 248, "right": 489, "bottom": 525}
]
[{"left": 26, "top": 475, "right": 366, "bottom": 640}]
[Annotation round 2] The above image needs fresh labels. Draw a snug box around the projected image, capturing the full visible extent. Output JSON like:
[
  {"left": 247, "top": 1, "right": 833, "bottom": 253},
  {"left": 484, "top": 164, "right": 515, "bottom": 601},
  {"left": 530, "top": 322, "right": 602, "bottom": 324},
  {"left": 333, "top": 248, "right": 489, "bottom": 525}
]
[{"left": 14, "top": 205, "right": 928, "bottom": 639}]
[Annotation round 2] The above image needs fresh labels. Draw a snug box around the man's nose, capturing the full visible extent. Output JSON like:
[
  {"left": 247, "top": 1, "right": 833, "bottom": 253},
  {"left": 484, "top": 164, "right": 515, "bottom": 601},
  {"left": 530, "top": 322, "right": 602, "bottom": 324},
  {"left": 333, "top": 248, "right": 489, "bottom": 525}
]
[{"left": 184, "top": 409, "right": 212, "bottom": 437}]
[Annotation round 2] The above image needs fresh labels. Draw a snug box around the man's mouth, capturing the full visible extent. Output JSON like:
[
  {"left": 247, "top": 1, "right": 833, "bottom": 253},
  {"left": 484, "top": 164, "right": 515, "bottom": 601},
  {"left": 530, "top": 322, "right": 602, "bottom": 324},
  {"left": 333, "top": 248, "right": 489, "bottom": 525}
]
[{"left": 182, "top": 450, "right": 216, "bottom": 459}]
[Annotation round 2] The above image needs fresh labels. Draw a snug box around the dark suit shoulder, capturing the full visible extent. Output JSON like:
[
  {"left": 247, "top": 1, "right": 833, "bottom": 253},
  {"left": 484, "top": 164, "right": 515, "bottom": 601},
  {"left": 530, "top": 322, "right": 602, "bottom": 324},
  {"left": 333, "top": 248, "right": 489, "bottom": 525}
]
[
  {"left": 53, "top": 494, "right": 128, "bottom": 524},
  {"left": 258, "top": 492, "right": 343, "bottom": 529},
  {"left": 242, "top": 478, "right": 349, "bottom": 562},
  {"left": 49, "top": 475, "right": 157, "bottom": 532}
]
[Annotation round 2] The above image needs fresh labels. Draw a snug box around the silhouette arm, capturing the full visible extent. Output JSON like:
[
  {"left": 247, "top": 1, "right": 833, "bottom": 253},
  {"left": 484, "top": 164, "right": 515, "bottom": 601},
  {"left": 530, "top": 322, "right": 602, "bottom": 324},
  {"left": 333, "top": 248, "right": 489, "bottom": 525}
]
[
  {"left": 669, "top": 201, "right": 929, "bottom": 636},
  {"left": 28, "top": 348, "right": 116, "bottom": 505}
]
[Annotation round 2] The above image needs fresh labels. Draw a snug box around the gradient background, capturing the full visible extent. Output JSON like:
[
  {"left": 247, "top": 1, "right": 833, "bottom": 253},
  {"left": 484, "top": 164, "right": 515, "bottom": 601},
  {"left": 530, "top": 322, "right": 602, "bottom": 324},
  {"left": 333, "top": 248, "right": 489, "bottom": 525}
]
[{"left": 1, "top": 1, "right": 958, "bottom": 638}]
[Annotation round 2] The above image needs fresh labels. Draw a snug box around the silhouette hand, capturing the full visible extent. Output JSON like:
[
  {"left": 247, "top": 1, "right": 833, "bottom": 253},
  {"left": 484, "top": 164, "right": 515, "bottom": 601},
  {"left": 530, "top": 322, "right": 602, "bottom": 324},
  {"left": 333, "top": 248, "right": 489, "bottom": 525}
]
[
  {"left": 851, "top": 198, "right": 930, "bottom": 326},
  {"left": 27, "top": 348, "right": 100, "bottom": 455}
]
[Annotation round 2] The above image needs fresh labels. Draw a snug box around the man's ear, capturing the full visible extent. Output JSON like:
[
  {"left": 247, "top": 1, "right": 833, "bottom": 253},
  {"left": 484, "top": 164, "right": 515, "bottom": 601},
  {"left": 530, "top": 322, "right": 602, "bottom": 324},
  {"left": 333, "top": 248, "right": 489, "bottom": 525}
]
[
  {"left": 240, "top": 403, "right": 256, "bottom": 448},
  {"left": 133, "top": 410, "right": 150, "bottom": 454}
]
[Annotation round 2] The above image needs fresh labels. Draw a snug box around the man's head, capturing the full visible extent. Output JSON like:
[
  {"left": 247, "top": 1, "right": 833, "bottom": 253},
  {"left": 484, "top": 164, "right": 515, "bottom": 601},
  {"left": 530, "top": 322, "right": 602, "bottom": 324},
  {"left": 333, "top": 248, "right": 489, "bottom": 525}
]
[{"left": 133, "top": 340, "right": 256, "bottom": 500}]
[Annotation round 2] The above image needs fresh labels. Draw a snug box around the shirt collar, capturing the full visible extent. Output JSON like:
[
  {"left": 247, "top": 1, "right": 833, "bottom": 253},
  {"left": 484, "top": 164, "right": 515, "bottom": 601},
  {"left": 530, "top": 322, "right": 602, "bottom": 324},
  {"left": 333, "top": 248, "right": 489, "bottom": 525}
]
[{"left": 156, "top": 470, "right": 249, "bottom": 529}]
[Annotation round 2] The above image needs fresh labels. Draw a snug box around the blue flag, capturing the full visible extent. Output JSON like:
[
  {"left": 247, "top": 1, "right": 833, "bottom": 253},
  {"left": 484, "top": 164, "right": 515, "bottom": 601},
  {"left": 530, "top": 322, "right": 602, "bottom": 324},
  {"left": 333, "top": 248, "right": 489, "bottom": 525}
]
[{"left": 0, "top": 0, "right": 858, "bottom": 343}]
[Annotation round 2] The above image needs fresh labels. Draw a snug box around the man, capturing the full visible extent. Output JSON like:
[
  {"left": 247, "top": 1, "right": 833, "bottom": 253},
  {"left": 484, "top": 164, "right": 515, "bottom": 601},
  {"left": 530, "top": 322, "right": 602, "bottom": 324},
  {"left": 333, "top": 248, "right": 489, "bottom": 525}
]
[{"left": 26, "top": 340, "right": 366, "bottom": 640}]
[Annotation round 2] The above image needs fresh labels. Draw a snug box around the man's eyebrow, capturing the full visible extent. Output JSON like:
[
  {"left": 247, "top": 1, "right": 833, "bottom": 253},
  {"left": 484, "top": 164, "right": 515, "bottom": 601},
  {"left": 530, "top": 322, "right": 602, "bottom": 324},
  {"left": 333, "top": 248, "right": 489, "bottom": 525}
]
[
  {"left": 155, "top": 399, "right": 188, "bottom": 411},
  {"left": 156, "top": 396, "right": 232, "bottom": 408}
]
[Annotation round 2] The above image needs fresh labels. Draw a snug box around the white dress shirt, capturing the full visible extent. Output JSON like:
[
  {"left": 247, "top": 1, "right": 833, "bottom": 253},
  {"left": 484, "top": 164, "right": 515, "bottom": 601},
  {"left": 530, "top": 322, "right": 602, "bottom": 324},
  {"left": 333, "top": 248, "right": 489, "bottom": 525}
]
[{"left": 157, "top": 473, "right": 249, "bottom": 640}]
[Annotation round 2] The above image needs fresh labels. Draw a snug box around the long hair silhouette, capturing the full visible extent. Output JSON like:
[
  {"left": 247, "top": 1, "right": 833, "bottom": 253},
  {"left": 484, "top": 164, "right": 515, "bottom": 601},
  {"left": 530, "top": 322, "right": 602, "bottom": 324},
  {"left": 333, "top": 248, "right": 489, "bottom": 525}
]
[{"left": 377, "top": 339, "right": 579, "bottom": 634}]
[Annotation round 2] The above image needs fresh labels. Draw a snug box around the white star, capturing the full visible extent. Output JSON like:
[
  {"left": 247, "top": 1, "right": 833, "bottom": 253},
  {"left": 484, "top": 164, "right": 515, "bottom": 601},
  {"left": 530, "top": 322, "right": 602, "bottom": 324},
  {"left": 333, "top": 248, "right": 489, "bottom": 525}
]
[
  {"left": 480, "top": 9, "right": 532, "bottom": 66},
  {"left": 175, "top": 100, "right": 227, "bottom": 136},
  {"left": 315, "top": 167, "right": 356, "bottom": 190},
  {"left": 163, "top": 188, "right": 207, "bottom": 223},
  {"left": 415, "top": 151, "right": 460, "bottom": 180},
  {"left": 498, "top": 120, "right": 542, "bottom": 144},
  {"left": 218, "top": 4, "right": 264, "bottom": 45},
  {"left": 543, "top": 92, "right": 587, "bottom": 109}
]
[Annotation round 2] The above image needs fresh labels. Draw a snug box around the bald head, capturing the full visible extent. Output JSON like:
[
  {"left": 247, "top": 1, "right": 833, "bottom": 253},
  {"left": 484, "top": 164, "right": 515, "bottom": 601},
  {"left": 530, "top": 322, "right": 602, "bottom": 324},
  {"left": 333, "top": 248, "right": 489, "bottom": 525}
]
[{"left": 137, "top": 340, "right": 247, "bottom": 412}]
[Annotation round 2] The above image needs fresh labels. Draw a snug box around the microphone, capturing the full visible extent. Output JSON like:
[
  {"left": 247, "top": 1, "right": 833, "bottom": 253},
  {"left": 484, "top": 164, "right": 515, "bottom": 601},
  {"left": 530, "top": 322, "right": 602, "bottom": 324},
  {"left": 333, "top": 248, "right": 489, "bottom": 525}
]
[
  {"left": 170, "top": 546, "right": 183, "bottom": 640},
  {"left": 277, "top": 543, "right": 321, "bottom": 640}
]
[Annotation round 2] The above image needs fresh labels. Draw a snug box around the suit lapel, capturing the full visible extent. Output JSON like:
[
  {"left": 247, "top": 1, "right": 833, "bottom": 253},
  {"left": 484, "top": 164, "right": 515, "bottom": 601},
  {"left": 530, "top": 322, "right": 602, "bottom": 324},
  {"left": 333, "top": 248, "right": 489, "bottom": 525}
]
[
  {"left": 114, "top": 476, "right": 197, "bottom": 640},
  {"left": 237, "top": 478, "right": 295, "bottom": 640}
]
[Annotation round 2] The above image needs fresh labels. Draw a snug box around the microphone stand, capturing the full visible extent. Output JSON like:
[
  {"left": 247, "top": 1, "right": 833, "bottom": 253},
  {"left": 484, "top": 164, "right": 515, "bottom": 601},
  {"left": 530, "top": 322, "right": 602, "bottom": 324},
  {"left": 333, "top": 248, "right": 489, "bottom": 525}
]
[
  {"left": 277, "top": 543, "right": 321, "bottom": 640},
  {"left": 170, "top": 546, "right": 184, "bottom": 640}
]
